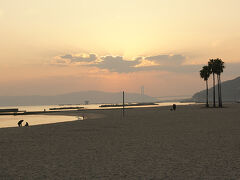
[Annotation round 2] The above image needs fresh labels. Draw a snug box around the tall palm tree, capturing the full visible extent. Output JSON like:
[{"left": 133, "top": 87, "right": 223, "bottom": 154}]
[
  {"left": 214, "top": 58, "right": 225, "bottom": 107},
  {"left": 200, "top": 66, "right": 211, "bottom": 107},
  {"left": 208, "top": 59, "right": 217, "bottom": 107}
]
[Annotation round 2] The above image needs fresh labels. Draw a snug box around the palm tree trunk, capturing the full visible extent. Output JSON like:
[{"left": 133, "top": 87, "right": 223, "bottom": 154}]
[
  {"left": 219, "top": 75, "right": 223, "bottom": 107},
  {"left": 206, "top": 80, "right": 209, "bottom": 107},
  {"left": 217, "top": 75, "right": 221, "bottom": 107},
  {"left": 213, "top": 73, "right": 216, "bottom": 107}
]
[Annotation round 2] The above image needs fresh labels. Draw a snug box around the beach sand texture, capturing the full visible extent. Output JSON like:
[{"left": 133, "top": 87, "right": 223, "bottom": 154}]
[{"left": 0, "top": 104, "right": 240, "bottom": 179}]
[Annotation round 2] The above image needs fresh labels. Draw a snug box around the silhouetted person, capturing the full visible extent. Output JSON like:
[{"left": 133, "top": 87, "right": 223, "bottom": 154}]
[
  {"left": 18, "top": 120, "right": 24, "bottom": 127},
  {"left": 25, "top": 122, "right": 29, "bottom": 127},
  {"left": 173, "top": 104, "right": 176, "bottom": 111}
]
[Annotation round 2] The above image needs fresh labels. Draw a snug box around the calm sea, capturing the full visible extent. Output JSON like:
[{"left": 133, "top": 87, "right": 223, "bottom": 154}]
[
  {"left": 0, "top": 102, "right": 195, "bottom": 128},
  {"left": 0, "top": 102, "right": 195, "bottom": 112}
]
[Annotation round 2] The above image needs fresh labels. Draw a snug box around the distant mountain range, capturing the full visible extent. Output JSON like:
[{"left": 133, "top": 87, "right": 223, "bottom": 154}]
[
  {"left": 193, "top": 76, "right": 240, "bottom": 102},
  {"left": 3, "top": 76, "right": 239, "bottom": 106},
  {"left": 0, "top": 91, "right": 158, "bottom": 106}
]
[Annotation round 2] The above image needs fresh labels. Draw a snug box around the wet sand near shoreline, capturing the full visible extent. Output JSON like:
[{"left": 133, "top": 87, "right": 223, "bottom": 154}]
[{"left": 0, "top": 104, "right": 240, "bottom": 179}]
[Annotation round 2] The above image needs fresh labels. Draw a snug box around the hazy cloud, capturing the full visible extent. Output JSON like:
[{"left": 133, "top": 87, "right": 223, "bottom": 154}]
[
  {"left": 61, "top": 54, "right": 97, "bottom": 63},
  {"left": 55, "top": 53, "right": 195, "bottom": 73},
  {"left": 61, "top": 54, "right": 73, "bottom": 59},
  {"left": 87, "top": 54, "right": 188, "bottom": 73},
  {"left": 89, "top": 56, "right": 141, "bottom": 73},
  {"left": 145, "top": 54, "right": 185, "bottom": 65},
  {"left": 56, "top": 59, "right": 68, "bottom": 64}
]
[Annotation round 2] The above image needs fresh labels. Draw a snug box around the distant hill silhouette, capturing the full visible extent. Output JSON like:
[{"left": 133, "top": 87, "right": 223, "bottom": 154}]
[
  {"left": 0, "top": 91, "right": 158, "bottom": 106},
  {"left": 193, "top": 76, "right": 240, "bottom": 102}
]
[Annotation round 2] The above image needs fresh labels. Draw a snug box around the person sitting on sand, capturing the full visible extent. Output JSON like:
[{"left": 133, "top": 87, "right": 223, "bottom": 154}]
[
  {"left": 173, "top": 104, "right": 176, "bottom": 111},
  {"left": 18, "top": 120, "right": 24, "bottom": 127},
  {"left": 25, "top": 122, "right": 29, "bottom": 127}
]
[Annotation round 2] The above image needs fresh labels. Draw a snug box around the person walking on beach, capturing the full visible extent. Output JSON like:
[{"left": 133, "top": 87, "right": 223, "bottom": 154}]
[
  {"left": 25, "top": 122, "right": 29, "bottom": 126},
  {"left": 18, "top": 120, "right": 24, "bottom": 127},
  {"left": 173, "top": 104, "right": 176, "bottom": 111}
]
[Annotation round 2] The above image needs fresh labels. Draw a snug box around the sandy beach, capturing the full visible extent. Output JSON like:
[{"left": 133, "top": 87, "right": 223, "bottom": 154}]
[{"left": 1, "top": 104, "right": 240, "bottom": 179}]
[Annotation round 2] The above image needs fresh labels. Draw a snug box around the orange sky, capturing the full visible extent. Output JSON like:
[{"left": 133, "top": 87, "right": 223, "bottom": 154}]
[{"left": 0, "top": 0, "right": 240, "bottom": 96}]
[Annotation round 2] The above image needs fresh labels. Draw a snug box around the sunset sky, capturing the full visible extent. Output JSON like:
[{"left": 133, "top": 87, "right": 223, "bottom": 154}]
[{"left": 0, "top": 0, "right": 240, "bottom": 97}]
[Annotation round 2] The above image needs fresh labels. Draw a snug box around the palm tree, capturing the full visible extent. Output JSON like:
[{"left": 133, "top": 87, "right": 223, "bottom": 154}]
[
  {"left": 200, "top": 66, "right": 211, "bottom": 107},
  {"left": 208, "top": 59, "right": 217, "bottom": 107},
  {"left": 214, "top": 58, "right": 225, "bottom": 107}
]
